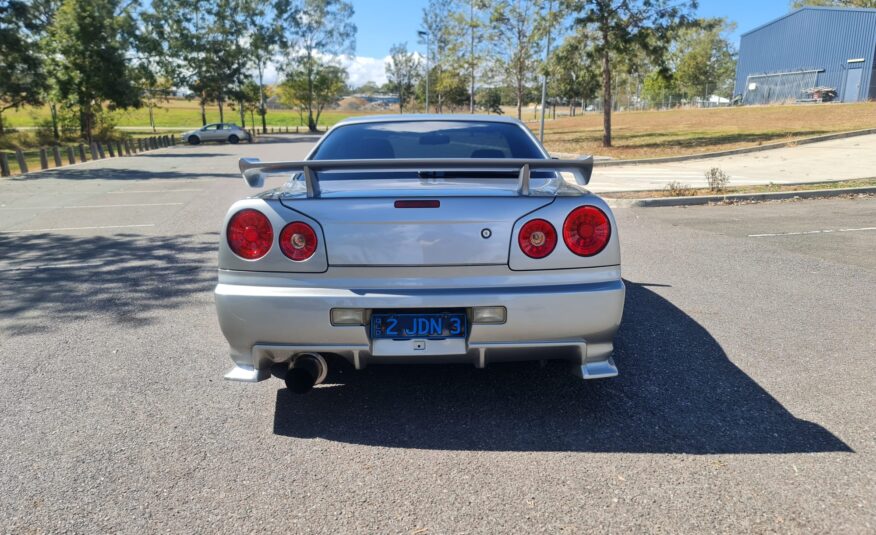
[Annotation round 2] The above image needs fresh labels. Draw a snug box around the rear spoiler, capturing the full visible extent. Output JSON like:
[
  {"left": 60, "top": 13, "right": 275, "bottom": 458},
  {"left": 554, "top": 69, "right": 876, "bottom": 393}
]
[{"left": 238, "top": 157, "right": 594, "bottom": 197}]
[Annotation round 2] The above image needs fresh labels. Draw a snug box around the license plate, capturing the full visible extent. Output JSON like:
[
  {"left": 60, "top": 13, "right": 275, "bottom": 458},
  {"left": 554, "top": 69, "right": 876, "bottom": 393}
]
[{"left": 371, "top": 312, "right": 466, "bottom": 339}]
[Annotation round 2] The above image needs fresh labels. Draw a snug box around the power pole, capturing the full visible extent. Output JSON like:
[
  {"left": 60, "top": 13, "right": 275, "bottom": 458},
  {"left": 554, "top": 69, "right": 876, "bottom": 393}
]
[{"left": 539, "top": 0, "right": 553, "bottom": 142}]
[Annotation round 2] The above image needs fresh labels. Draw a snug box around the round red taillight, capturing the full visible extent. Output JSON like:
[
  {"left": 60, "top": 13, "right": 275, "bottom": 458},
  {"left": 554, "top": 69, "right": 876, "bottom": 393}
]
[
  {"left": 518, "top": 219, "right": 557, "bottom": 259},
  {"left": 227, "top": 209, "right": 273, "bottom": 260},
  {"left": 563, "top": 206, "right": 611, "bottom": 257},
  {"left": 279, "top": 221, "right": 318, "bottom": 261}
]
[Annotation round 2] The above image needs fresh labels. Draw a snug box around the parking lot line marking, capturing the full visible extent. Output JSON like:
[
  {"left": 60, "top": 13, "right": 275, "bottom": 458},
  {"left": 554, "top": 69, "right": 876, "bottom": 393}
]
[
  {"left": 0, "top": 224, "right": 156, "bottom": 233},
  {"left": 0, "top": 202, "right": 184, "bottom": 210},
  {"left": 107, "top": 189, "right": 203, "bottom": 194},
  {"left": 748, "top": 227, "right": 876, "bottom": 238},
  {"left": 64, "top": 202, "right": 184, "bottom": 209}
]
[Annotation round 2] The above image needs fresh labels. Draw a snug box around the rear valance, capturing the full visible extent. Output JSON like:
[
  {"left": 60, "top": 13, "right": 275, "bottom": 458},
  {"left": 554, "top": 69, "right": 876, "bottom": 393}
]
[{"left": 238, "top": 157, "right": 594, "bottom": 197}]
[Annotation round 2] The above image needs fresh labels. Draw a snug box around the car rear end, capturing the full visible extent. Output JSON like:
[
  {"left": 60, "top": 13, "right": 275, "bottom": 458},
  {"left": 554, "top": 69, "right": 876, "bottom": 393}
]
[{"left": 215, "top": 117, "right": 625, "bottom": 386}]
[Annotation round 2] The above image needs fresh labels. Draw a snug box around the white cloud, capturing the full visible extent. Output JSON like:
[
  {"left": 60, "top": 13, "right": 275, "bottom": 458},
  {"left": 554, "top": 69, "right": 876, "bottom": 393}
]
[
  {"left": 341, "top": 55, "right": 391, "bottom": 87},
  {"left": 261, "top": 55, "right": 391, "bottom": 88}
]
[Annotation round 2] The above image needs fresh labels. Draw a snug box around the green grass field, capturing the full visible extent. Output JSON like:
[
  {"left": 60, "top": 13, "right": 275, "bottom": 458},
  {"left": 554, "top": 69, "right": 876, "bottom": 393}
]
[{"left": 2, "top": 99, "right": 366, "bottom": 130}]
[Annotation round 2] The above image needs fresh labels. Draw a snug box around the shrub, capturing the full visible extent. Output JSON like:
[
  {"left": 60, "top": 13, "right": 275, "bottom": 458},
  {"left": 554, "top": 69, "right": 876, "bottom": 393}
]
[
  {"left": 664, "top": 180, "right": 693, "bottom": 197},
  {"left": 705, "top": 167, "right": 730, "bottom": 192}
]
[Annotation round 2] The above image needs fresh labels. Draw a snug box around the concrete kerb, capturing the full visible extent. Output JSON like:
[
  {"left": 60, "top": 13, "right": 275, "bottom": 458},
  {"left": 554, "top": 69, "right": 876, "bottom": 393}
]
[
  {"left": 604, "top": 186, "right": 876, "bottom": 208},
  {"left": 552, "top": 128, "right": 876, "bottom": 166}
]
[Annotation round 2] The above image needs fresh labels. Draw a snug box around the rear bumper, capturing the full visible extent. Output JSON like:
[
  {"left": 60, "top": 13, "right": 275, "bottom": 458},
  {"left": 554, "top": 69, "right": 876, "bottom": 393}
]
[{"left": 215, "top": 267, "right": 625, "bottom": 381}]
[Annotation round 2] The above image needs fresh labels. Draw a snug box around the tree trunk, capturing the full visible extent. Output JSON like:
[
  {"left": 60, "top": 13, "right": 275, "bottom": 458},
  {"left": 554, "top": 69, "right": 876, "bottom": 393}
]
[
  {"left": 307, "top": 51, "right": 317, "bottom": 132},
  {"left": 258, "top": 66, "right": 267, "bottom": 134},
  {"left": 239, "top": 100, "right": 245, "bottom": 128},
  {"left": 0, "top": 111, "right": 4, "bottom": 135},
  {"left": 218, "top": 96, "right": 225, "bottom": 123},
  {"left": 50, "top": 103, "right": 59, "bottom": 141},
  {"left": 601, "top": 40, "right": 612, "bottom": 147},
  {"left": 516, "top": 80, "right": 523, "bottom": 120},
  {"left": 200, "top": 97, "right": 207, "bottom": 126},
  {"left": 148, "top": 102, "right": 156, "bottom": 133},
  {"left": 469, "top": 0, "right": 475, "bottom": 114}
]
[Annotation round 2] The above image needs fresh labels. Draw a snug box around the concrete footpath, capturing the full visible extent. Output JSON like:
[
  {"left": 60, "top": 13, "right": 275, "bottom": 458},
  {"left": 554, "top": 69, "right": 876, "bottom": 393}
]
[{"left": 587, "top": 133, "right": 876, "bottom": 193}]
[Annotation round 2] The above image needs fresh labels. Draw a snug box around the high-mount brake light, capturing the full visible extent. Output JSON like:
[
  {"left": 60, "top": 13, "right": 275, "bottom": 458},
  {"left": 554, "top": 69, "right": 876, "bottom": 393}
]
[
  {"left": 227, "top": 209, "right": 273, "bottom": 260},
  {"left": 563, "top": 206, "right": 611, "bottom": 257},
  {"left": 280, "top": 221, "right": 318, "bottom": 261},
  {"left": 518, "top": 219, "right": 557, "bottom": 259}
]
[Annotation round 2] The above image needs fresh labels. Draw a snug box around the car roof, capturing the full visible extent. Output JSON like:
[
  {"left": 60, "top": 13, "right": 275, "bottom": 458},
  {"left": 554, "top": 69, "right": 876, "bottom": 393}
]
[{"left": 334, "top": 114, "right": 526, "bottom": 127}]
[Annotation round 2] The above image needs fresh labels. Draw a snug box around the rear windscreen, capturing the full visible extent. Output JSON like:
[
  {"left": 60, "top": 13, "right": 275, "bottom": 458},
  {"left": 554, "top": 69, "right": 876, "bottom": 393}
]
[{"left": 311, "top": 121, "right": 545, "bottom": 160}]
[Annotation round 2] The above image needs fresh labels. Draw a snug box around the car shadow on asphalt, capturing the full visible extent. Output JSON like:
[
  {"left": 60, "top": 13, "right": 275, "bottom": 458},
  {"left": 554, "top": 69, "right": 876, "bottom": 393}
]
[
  {"left": 272, "top": 281, "right": 851, "bottom": 454},
  {"left": 0, "top": 232, "right": 217, "bottom": 336}
]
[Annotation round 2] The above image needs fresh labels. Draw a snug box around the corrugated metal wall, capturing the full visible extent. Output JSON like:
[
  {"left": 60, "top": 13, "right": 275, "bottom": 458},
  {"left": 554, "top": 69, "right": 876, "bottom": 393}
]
[{"left": 735, "top": 7, "right": 876, "bottom": 103}]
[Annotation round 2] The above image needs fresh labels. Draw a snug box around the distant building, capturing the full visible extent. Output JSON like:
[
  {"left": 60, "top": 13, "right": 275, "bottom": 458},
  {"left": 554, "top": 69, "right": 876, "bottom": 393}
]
[{"left": 735, "top": 7, "right": 876, "bottom": 104}]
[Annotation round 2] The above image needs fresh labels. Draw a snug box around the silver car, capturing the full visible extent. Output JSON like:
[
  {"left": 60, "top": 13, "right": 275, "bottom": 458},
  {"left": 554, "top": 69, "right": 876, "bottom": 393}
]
[
  {"left": 183, "top": 123, "right": 251, "bottom": 145},
  {"left": 215, "top": 115, "right": 625, "bottom": 393}
]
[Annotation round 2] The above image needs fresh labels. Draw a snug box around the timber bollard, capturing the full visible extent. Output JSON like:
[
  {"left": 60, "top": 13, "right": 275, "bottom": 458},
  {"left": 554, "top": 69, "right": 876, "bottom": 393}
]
[
  {"left": 137, "top": 139, "right": 143, "bottom": 152},
  {"left": 67, "top": 146, "right": 76, "bottom": 165},
  {"left": 115, "top": 141, "right": 123, "bottom": 156},
  {"left": 171, "top": 134, "right": 176, "bottom": 145},
  {"left": 39, "top": 148, "right": 49, "bottom": 170},
  {"left": 97, "top": 142, "right": 105, "bottom": 159},
  {"left": 79, "top": 144, "right": 87, "bottom": 162},
  {"left": 90, "top": 143, "right": 98, "bottom": 160},
  {"left": 52, "top": 146, "right": 62, "bottom": 167},
  {"left": 15, "top": 149, "right": 28, "bottom": 174},
  {"left": 124, "top": 140, "right": 131, "bottom": 155},
  {"left": 107, "top": 142, "right": 116, "bottom": 157},
  {"left": 0, "top": 153, "right": 10, "bottom": 177}
]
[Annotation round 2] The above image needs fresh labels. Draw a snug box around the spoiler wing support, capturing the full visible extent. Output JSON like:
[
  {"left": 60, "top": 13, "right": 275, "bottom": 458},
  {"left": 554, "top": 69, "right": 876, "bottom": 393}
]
[{"left": 238, "top": 156, "right": 594, "bottom": 197}]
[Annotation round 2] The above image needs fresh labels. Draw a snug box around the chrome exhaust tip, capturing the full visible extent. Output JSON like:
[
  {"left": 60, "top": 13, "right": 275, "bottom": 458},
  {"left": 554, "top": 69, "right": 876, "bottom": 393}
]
[{"left": 284, "top": 353, "right": 328, "bottom": 394}]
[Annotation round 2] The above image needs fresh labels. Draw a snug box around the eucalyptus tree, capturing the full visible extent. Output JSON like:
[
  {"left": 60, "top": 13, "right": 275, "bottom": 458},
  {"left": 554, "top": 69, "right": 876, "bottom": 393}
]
[
  {"left": 420, "top": 0, "right": 453, "bottom": 112},
  {"left": 385, "top": 43, "right": 421, "bottom": 113},
  {"left": 45, "top": 0, "right": 141, "bottom": 142},
  {"left": 281, "top": 0, "right": 356, "bottom": 132},
  {"left": 489, "top": 0, "right": 546, "bottom": 119},
  {"left": 145, "top": 0, "right": 248, "bottom": 125},
  {"left": 448, "top": 0, "right": 493, "bottom": 113},
  {"left": 566, "top": 0, "right": 696, "bottom": 147},
  {"left": 241, "top": 0, "right": 288, "bottom": 132},
  {"left": 549, "top": 28, "right": 600, "bottom": 115},
  {"left": 0, "top": 1, "right": 47, "bottom": 134}
]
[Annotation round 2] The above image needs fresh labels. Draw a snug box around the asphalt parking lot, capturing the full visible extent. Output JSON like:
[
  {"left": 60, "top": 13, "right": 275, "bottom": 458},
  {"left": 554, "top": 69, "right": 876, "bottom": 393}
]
[{"left": 1, "top": 137, "right": 874, "bottom": 533}]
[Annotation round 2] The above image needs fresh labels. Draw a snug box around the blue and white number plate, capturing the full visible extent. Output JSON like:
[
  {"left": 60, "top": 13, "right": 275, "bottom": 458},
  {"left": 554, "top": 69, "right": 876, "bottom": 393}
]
[{"left": 371, "top": 312, "right": 466, "bottom": 339}]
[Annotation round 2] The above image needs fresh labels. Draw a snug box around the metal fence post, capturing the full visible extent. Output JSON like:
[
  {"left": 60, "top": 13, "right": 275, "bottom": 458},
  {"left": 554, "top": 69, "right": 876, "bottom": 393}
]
[
  {"left": 52, "top": 146, "right": 62, "bottom": 167},
  {"left": 107, "top": 142, "right": 116, "bottom": 157},
  {"left": 15, "top": 149, "right": 28, "bottom": 174},
  {"left": 79, "top": 144, "right": 87, "bottom": 162},
  {"left": 67, "top": 146, "right": 76, "bottom": 165},
  {"left": 0, "top": 153, "right": 10, "bottom": 177},
  {"left": 39, "top": 148, "right": 49, "bottom": 170}
]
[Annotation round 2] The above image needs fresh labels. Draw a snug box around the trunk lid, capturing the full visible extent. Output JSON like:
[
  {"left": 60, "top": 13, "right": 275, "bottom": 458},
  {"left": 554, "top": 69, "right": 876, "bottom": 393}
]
[{"left": 281, "top": 196, "right": 553, "bottom": 266}]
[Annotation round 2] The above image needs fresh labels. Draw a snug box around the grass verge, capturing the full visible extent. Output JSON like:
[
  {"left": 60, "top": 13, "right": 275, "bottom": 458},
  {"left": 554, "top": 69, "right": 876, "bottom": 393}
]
[{"left": 601, "top": 178, "right": 876, "bottom": 199}]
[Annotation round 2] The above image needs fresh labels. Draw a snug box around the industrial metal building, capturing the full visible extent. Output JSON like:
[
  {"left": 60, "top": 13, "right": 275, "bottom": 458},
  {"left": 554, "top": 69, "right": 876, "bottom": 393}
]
[{"left": 735, "top": 7, "right": 876, "bottom": 104}]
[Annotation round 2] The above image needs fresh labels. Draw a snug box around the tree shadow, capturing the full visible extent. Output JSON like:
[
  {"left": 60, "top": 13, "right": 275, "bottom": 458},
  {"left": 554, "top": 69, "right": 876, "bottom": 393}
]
[
  {"left": 272, "top": 281, "right": 850, "bottom": 454},
  {"left": 0, "top": 232, "right": 217, "bottom": 336},
  {"left": 10, "top": 167, "right": 237, "bottom": 181}
]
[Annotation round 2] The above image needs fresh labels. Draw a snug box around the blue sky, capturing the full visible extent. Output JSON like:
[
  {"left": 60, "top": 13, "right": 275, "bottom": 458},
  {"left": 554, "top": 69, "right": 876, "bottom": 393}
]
[{"left": 339, "top": 0, "right": 793, "bottom": 85}]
